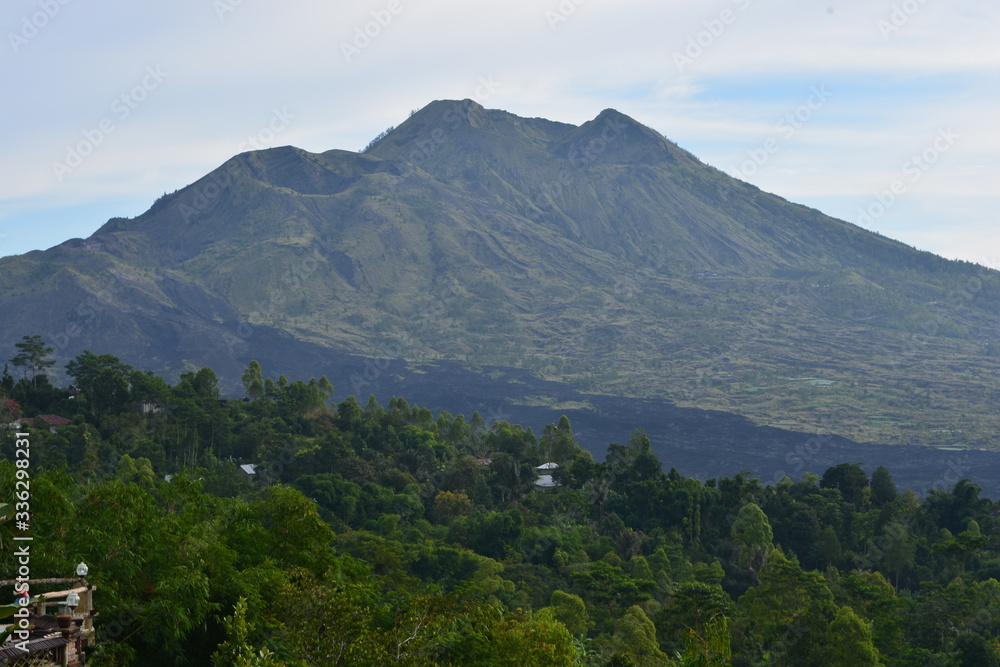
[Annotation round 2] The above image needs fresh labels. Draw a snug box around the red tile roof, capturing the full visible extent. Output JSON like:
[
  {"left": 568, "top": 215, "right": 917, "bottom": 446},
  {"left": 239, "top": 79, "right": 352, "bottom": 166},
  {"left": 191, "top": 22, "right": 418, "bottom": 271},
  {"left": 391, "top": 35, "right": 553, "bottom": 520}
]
[
  {"left": 38, "top": 414, "right": 72, "bottom": 425},
  {"left": 21, "top": 414, "right": 73, "bottom": 427}
]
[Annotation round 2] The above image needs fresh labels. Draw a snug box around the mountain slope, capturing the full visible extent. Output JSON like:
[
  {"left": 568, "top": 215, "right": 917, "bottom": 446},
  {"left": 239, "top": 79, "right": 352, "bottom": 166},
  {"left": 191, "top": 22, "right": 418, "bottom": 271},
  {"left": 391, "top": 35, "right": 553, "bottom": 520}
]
[{"left": 2, "top": 99, "right": 999, "bottom": 447}]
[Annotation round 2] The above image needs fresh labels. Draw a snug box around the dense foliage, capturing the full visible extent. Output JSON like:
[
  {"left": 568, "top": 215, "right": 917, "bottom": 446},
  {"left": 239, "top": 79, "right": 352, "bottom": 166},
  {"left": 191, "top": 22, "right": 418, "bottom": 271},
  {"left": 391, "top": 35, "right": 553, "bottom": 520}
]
[{"left": 3, "top": 347, "right": 1000, "bottom": 665}]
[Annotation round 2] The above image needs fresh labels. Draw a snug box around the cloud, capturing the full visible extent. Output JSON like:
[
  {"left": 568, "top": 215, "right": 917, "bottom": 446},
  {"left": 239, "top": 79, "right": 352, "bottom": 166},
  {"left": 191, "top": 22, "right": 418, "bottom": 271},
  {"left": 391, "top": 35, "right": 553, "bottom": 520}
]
[{"left": 1, "top": 0, "right": 996, "bottom": 262}]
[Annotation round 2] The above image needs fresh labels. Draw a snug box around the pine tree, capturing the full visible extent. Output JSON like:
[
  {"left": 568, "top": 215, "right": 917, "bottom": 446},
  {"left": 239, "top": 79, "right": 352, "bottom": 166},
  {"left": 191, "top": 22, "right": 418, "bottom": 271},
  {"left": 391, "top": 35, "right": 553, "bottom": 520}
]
[
  {"left": 871, "top": 465, "right": 898, "bottom": 507},
  {"left": 10, "top": 334, "right": 55, "bottom": 387}
]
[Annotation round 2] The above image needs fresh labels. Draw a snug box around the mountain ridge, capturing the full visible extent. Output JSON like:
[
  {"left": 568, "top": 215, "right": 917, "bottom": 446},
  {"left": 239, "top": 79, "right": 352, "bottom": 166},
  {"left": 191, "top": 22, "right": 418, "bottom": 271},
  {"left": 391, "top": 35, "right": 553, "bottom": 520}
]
[{"left": 2, "top": 99, "right": 999, "bottom": 449}]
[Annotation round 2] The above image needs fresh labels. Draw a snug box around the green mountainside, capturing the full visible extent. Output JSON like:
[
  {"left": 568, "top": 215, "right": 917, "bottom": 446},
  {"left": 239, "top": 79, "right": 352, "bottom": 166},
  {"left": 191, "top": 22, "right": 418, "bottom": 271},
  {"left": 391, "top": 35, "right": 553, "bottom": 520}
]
[{"left": 2, "top": 99, "right": 999, "bottom": 446}]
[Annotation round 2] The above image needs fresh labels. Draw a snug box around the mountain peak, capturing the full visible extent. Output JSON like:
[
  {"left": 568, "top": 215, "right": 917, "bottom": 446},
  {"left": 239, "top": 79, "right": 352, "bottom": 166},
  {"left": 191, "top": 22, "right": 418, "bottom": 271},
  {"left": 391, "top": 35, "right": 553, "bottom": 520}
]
[
  {"left": 547, "top": 106, "right": 688, "bottom": 167},
  {"left": 366, "top": 101, "right": 687, "bottom": 172},
  {"left": 2, "top": 100, "right": 999, "bottom": 452},
  {"left": 594, "top": 107, "right": 635, "bottom": 124},
  {"left": 396, "top": 98, "right": 490, "bottom": 132}
]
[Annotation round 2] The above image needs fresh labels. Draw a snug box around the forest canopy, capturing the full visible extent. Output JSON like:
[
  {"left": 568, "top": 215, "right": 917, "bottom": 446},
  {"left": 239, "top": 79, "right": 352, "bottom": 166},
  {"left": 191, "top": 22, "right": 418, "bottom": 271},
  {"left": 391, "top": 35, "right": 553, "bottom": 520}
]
[{"left": 2, "top": 345, "right": 1000, "bottom": 666}]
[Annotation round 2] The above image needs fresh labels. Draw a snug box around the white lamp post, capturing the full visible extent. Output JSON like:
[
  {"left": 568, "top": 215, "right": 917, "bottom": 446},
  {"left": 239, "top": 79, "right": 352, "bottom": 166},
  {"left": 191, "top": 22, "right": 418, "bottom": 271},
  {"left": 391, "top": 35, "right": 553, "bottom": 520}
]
[{"left": 64, "top": 590, "right": 80, "bottom": 616}]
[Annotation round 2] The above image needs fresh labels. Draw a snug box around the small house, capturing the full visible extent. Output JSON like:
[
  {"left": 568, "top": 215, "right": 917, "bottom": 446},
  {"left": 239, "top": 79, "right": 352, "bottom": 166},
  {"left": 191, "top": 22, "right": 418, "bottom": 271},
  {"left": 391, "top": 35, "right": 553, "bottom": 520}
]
[
  {"left": 535, "top": 462, "right": 561, "bottom": 488},
  {"left": 15, "top": 414, "right": 72, "bottom": 434}
]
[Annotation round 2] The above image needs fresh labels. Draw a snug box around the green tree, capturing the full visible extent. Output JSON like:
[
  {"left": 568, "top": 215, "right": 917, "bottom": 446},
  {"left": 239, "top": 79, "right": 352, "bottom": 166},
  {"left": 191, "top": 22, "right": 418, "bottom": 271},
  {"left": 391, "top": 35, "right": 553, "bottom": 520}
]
[
  {"left": 610, "top": 605, "right": 671, "bottom": 667},
  {"left": 877, "top": 520, "right": 916, "bottom": 589},
  {"left": 834, "top": 571, "right": 904, "bottom": 659},
  {"left": 571, "top": 560, "right": 655, "bottom": 619},
  {"left": 460, "top": 510, "right": 525, "bottom": 560},
  {"left": 129, "top": 369, "right": 170, "bottom": 408},
  {"left": 630, "top": 555, "right": 655, "bottom": 583},
  {"left": 10, "top": 334, "right": 55, "bottom": 387},
  {"left": 677, "top": 614, "right": 731, "bottom": 667},
  {"left": 549, "top": 590, "right": 593, "bottom": 637},
  {"left": 820, "top": 463, "right": 869, "bottom": 506},
  {"left": 279, "top": 377, "right": 333, "bottom": 416},
  {"left": 870, "top": 465, "right": 898, "bottom": 507},
  {"left": 926, "top": 478, "right": 989, "bottom": 535},
  {"left": 954, "top": 632, "right": 1000, "bottom": 667},
  {"left": 933, "top": 519, "right": 989, "bottom": 575},
  {"left": 823, "top": 605, "right": 881, "bottom": 667},
  {"left": 1, "top": 363, "right": 14, "bottom": 393},
  {"left": 489, "top": 608, "right": 578, "bottom": 667},
  {"left": 730, "top": 502, "right": 773, "bottom": 574},
  {"left": 242, "top": 360, "right": 265, "bottom": 400},
  {"left": 418, "top": 602, "right": 578, "bottom": 666},
  {"left": 815, "top": 525, "right": 842, "bottom": 568},
  {"left": 429, "top": 490, "right": 473, "bottom": 524},
  {"left": 735, "top": 549, "right": 837, "bottom": 665},
  {"left": 957, "top": 520, "right": 989, "bottom": 553},
  {"left": 66, "top": 350, "right": 134, "bottom": 414},
  {"left": 539, "top": 415, "right": 581, "bottom": 463},
  {"left": 278, "top": 569, "right": 387, "bottom": 665},
  {"left": 187, "top": 366, "right": 221, "bottom": 401},
  {"left": 116, "top": 454, "right": 155, "bottom": 485},
  {"left": 212, "top": 598, "right": 284, "bottom": 667},
  {"left": 657, "top": 582, "right": 733, "bottom": 656}
]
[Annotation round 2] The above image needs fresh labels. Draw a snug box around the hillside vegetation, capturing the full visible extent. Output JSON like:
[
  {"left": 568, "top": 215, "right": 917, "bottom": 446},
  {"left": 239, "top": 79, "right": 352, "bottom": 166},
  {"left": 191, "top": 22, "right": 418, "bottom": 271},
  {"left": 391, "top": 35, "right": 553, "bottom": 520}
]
[{"left": 4, "top": 358, "right": 1000, "bottom": 665}]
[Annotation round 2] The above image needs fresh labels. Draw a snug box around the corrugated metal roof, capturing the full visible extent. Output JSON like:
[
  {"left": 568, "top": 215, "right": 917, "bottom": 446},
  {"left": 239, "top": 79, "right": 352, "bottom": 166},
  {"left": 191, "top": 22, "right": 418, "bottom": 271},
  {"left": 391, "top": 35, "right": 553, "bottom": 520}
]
[{"left": 0, "top": 633, "right": 67, "bottom": 660}]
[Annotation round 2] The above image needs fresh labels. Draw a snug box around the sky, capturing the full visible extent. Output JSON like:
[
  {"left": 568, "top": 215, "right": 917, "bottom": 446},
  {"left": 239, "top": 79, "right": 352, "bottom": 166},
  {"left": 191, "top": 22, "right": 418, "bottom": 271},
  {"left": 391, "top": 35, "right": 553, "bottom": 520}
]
[{"left": 2, "top": 0, "right": 998, "bottom": 267}]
